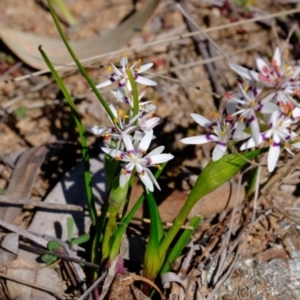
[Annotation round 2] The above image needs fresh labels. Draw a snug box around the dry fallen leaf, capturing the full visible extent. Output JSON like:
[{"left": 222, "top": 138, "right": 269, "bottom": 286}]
[{"left": 0, "top": 0, "right": 159, "bottom": 70}]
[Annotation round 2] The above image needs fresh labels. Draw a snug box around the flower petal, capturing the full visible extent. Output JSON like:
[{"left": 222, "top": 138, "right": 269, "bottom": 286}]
[
  {"left": 240, "top": 133, "right": 264, "bottom": 150},
  {"left": 273, "top": 47, "right": 281, "bottom": 68},
  {"left": 228, "top": 62, "right": 252, "bottom": 80},
  {"left": 136, "top": 165, "right": 154, "bottom": 192},
  {"left": 268, "top": 142, "right": 281, "bottom": 172},
  {"left": 139, "top": 116, "right": 160, "bottom": 131},
  {"left": 145, "top": 168, "right": 160, "bottom": 190},
  {"left": 120, "top": 56, "right": 128, "bottom": 70},
  {"left": 102, "top": 147, "right": 124, "bottom": 158},
  {"left": 249, "top": 115, "right": 260, "bottom": 145},
  {"left": 138, "top": 130, "right": 153, "bottom": 152},
  {"left": 96, "top": 79, "right": 114, "bottom": 89},
  {"left": 212, "top": 142, "right": 227, "bottom": 161},
  {"left": 122, "top": 132, "right": 134, "bottom": 152},
  {"left": 132, "top": 130, "right": 145, "bottom": 142},
  {"left": 259, "top": 100, "right": 278, "bottom": 114},
  {"left": 292, "top": 107, "right": 300, "bottom": 118},
  {"left": 256, "top": 58, "right": 269, "bottom": 75},
  {"left": 146, "top": 153, "right": 174, "bottom": 165},
  {"left": 145, "top": 167, "right": 160, "bottom": 190},
  {"left": 138, "top": 63, "right": 153, "bottom": 73},
  {"left": 111, "top": 62, "right": 123, "bottom": 76},
  {"left": 190, "top": 113, "right": 212, "bottom": 128},
  {"left": 293, "top": 66, "right": 300, "bottom": 79},
  {"left": 86, "top": 126, "right": 110, "bottom": 136},
  {"left": 119, "top": 166, "right": 133, "bottom": 187},
  {"left": 233, "top": 122, "right": 246, "bottom": 140},
  {"left": 269, "top": 110, "right": 280, "bottom": 127},
  {"left": 292, "top": 142, "right": 300, "bottom": 149},
  {"left": 249, "top": 70, "right": 260, "bottom": 82},
  {"left": 111, "top": 88, "right": 126, "bottom": 102},
  {"left": 181, "top": 134, "right": 218, "bottom": 145},
  {"left": 135, "top": 76, "right": 157, "bottom": 86},
  {"left": 237, "top": 83, "right": 251, "bottom": 102},
  {"left": 109, "top": 104, "right": 118, "bottom": 118},
  {"left": 146, "top": 146, "right": 165, "bottom": 157}
]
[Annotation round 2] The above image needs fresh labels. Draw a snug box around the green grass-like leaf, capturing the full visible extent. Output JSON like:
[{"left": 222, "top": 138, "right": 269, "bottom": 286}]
[
  {"left": 53, "top": 0, "right": 77, "bottom": 26},
  {"left": 46, "top": 0, "right": 115, "bottom": 123},
  {"left": 109, "top": 163, "right": 168, "bottom": 261},
  {"left": 159, "top": 148, "right": 268, "bottom": 269},
  {"left": 160, "top": 215, "right": 202, "bottom": 274},
  {"left": 126, "top": 67, "right": 139, "bottom": 121},
  {"left": 143, "top": 192, "right": 163, "bottom": 281},
  {"left": 38, "top": 45, "right": 97, "bottom": 226}
]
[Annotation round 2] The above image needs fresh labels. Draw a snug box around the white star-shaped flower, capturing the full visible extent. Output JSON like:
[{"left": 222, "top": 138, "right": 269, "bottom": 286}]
[
  {"left": 226, "top": 83, "right": 278, "bottom": 145},
  {"left": 240, "top": 110, "right": 300, "bottom": 172},
  {"left": 181, "top": 113, "right": 248, "bottom": 161},
  {"left": 102, "top": 131, "right": 173, "bottom": 192},
  {"left": 96, "top": 56, "right": 157, "bottom": 102},
  {"left": 229, "top": 48, "right": 300, "bottom": 114}
]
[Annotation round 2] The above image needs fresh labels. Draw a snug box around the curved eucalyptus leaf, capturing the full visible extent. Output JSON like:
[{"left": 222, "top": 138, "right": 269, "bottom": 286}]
[{"left": 0, "top": 0, "right": 159, "bottom": 70}]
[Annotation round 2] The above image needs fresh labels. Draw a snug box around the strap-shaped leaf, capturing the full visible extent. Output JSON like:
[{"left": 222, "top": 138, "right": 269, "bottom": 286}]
[
  {"left": 143, "top": 192, "right": 163, "bottom": 281},
  {"left": 188, "top": 148, "right": 267, "bottom": 205},
  {"left": 159, "top": 148, "right": 267, "bottom": 264}
]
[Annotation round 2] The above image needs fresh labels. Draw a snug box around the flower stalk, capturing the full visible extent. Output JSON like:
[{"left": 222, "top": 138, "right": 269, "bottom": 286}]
[
  {"left": 101, "top": 178, "right": 130, "bottom": 261},
  {"left": 47, "top": 0, "right": 115, "bottom": 123}
]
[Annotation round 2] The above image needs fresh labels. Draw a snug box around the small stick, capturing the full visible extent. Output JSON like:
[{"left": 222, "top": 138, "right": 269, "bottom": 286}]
[
  {"left": 19, "top": 243, "right": 100, "bottom": 270},
  {"left": 0, "top": 218, "right": 48, "bottom": 248},
  {"left": 176, "top": 3, "right": 230, "bottom": 61}
]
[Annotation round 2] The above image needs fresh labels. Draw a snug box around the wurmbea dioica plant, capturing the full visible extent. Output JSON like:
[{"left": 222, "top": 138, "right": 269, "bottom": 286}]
[
  {"left": 40, "top": 0, "right": 300, "bottom": 294},
  {"left": 181, "top": 47, "right": 300, "bottom": 173}
]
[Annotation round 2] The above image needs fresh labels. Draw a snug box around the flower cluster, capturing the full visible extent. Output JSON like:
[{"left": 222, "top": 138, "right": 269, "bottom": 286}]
[
  {"left": 87, "top": 56, "right": 173, "bottom": 192},
  {"left": 181, "top": 48, "right": 300, "bottom": 172}
]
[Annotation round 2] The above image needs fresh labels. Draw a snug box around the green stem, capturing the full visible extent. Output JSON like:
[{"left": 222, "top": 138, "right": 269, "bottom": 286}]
[
  {"left": 109, "top": 163, "right": 168, "bottom": 261},
  {"left": 47, "top": 0, "right": 115, "bottom": 122},
  {"left": 109, "top": 192, "right": 145, "bottom": 261},
  {"left": 91, "top": 223, "right": 100, "bottom": 280},
  {"left": 121, "top": 172, "right": 135, "bottom": 217},
  {"left": 159, "top": 148, "right": 267, "bottom": 267},
  {"left": 52, "top": 0, "right": 77, "bottom": 26},
  {"left": 101, "top": 207, "right": 119, "bottom": 261},
  {"left": 97, "top": 198, "right": 109, "bottom": 244},
  {"left": 159, "top": 199, "right": 193, "bottom": 259},
  {"left": 160, "top": 215, "right": 202, "bottom": 274},
  {"left": 101, "top": 179, "right": 129, "bottom": 261},
  {"left": 38, "top": 45, "right": 97, "bottom": 226},
  {"left": 126, "top": 67, "right": 139, "bottom": 121},
  {"left": 143, "top": 192, "right": 162, "bottom": 281}
]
